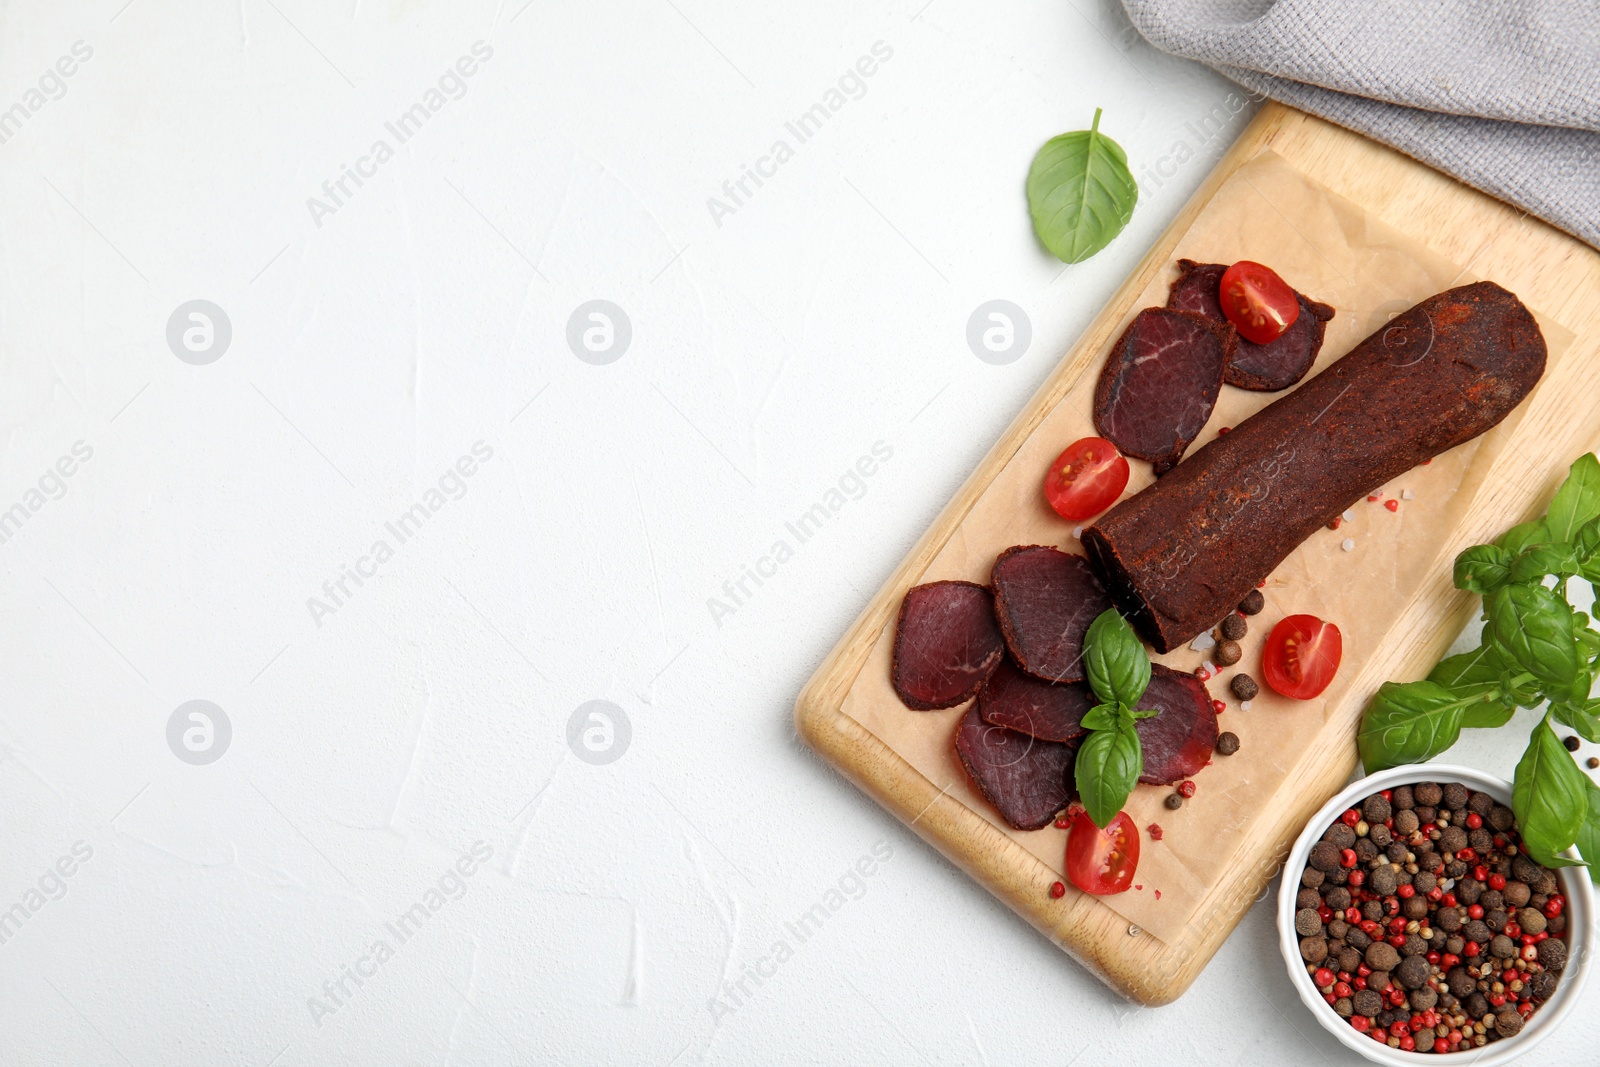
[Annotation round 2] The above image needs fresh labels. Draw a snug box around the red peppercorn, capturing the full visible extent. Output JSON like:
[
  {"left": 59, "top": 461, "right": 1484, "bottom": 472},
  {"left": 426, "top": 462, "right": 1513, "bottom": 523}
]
[
  {"left": 1334, "top": 981, "right": 1352, "bottom": 998},
  {"left": 1391, "top": 1022, "right": 1410, "bottom": 1038},
  {"left": 1342, "top": 808, "right": 1360, "bottom": 827},
  {"left": 1381, "top": 788, "right": 1392, "bottom": 801},
  {"left": 1353, "top": 976, "right": 1367, "bottom": 991},
  {"left": 1389, "top": 934, "right": 1407, "bottom": 949},
  {"left": 1535, "top": 930, "right": 1549, "bottom": 943},
  {"left": 1441, "top": 953, "right": 1459, "bottom": 969},
  {"left": 1489, "top": 873, "right": 1507, "bottom": 891},
  {"left": 1457, "top": 847, "right": 1476, "bottom": 862},
  {"left": 1464, "top": 941, "right": 1479, "bottom": 958},
  {"left": 1545, "top": 895, "right": 1565, "bottom": 918},
  {"left": 1465, "top": 812, "right": 1483, "bottom": 829},
  {"left": 1149, "top": 823, "right": 1164, "bottom": 841},
  {"left": 1434, "top": 1039, "right": 1450, "bottom": 1054},
  {"left": 1400, "top": 1036, "right": 1416, "bottom": 1052},
  {"left": 1347, "top": 870, "right": 1365, "bottom": 887},
  {"left": 1493, "top": 834, "right": 1507, "bottom": 847},
  {"left": 1055, "top": 816, "right": 1071, "bottom": 829},
  {"left": 1473, "top": 865, "right": 1490, "bottom": 882},
  {"left": 1389, "top": 988, "right": 1407, "bottom": 1007},
  {"left": 1178, "top": 780, "right": 1197, "bottom": 798},
  {"left": 1503, "top": 969, "right": 1517, "bottom": 983},
  {"left": 1357, "top": 963, "right": 1372, "bottom": 977},
  {"left": 1468, "top": 904, "right": 1485, "bottom": 920},
  {"left": 1372, "top": 1026, "right": 1387, "bottom": 1041},
  {"left": 1314, "top": 966, "right": 1335, "bottom": 986},
  {"left": 1506, "top": 921, "right": 1522, "bottom": 938},
  {"left": 1398, "top": 884, "right": 1415, "bottom": 898},
  {"left": 1340, "top": 848, "right": 1358, "bottom": 868},
  {"left": 1426, "top": 951, "right": 1441, "bottom": 965},
  {"left": 1426, "top": 887, "right": 1443, "bottom": 902},
  {"left": 1388, "top": 916, "right": 1407, "bottom": 933},
  {"left": 1351, "top": 1016, "right": 1370, "bottom": 1033},
  {"left": 1489, "top": 993, "right": 1507, "bottom": 1007},
  {"left": 1319, "top": 905, "right": 1333, "bottom": 922},
  {"left": 1361, "top": 921, "right": 1381, "bottom": 937},
  {"left": 1049, "top": 881, "right": 1066, "bottom": 898},
  {"left": 1345, "top": 906, "right": 1362, "bottom": 923},
  {"left": 1442, "top": 892, "right": 1457, "bottom": 908},
  {"left": 1385, "top": 499, "right": 1399, "bottom": 511}
]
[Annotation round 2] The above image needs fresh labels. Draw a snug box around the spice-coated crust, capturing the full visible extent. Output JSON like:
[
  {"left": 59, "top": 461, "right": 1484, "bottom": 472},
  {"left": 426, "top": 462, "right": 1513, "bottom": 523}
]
[
  {"left": 989, "top": 544, "right": 1112, "bottom": 684},
  {"left": 1092, "top": 307, "right": 1237, "bottom": 474},
  {"left": 1084, "top": 281, "right": 1547, "bottom": 653},
  {"left": 1168, "top": 259, "right": 1336, "bottom": 392},
  {"left": 890, "top": 580, "right": 1004, "bottom": 710}
]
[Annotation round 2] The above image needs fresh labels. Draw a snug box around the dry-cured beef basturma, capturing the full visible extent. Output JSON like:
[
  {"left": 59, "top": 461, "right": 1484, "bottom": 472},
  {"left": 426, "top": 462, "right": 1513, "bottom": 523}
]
[
  {"left": 1084, "top": 282, "right": 1547, "bottom": 653},
  {"left": 990, "top": 545, "right": 1113, "bottom": 684},
  {"left": 977, "top": 659, "right": 1094, "bottom": 743},
  {"left": 1166, "top": 259, "right": 1336, "bottom": 392},
  {"left": 954, "top": 705, "right": 1077, "bottom": 830},
  {"left": 1133, "top": 664, "right": 1218, "bottom": 784},
  {"left": 891, "top": 580, "right": 1004, "bottom": 709},
  {"left": 1093, "top": 307, "right": 1235, "bottom": 473}
]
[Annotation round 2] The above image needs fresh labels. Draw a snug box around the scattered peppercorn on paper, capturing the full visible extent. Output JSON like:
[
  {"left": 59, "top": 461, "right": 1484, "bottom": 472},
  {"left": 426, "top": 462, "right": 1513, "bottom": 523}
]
[{"left": 840, "top": 151, "right": 1575, "bottom": 945}]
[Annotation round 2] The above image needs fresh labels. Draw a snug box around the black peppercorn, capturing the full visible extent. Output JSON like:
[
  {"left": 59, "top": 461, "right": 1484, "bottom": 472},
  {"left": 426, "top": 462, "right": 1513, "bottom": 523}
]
[
  {"left": 1215, "top": 731, "right": 1240, "bottom": 756},
  {"left": 1564, "top": 734, "right": 1581, "bottom": 751},
  {"left": 1165, "top": 792, "right": 1183, "bottom": 810}
]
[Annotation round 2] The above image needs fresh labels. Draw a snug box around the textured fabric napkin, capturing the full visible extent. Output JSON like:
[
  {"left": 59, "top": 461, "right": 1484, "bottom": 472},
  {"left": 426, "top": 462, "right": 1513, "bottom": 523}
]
[{"left": 1119, "top": 0, "right": 1600, "bottom": 248}]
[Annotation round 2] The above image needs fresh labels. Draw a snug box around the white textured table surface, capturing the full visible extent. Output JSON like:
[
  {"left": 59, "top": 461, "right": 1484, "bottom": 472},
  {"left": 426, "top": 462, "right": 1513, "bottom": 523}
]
[{"left": 0, "top": 1, "right": 1592, "bottom": 1064}]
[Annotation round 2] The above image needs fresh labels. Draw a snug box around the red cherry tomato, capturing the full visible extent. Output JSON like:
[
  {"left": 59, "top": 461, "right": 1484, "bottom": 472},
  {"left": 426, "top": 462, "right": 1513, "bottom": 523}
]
[
  {"left": 1064, "top": 809, "right": 1139, "bottom": 895},
  {"left": 1219, "top": 261, "right": 1300, "bottom": 344},
  {"left": 1262, "top": 614, "right": 1342, "bottom": 699},
  {"left": 1043, "top": 437, "right": 1129, "bottom": 521}
]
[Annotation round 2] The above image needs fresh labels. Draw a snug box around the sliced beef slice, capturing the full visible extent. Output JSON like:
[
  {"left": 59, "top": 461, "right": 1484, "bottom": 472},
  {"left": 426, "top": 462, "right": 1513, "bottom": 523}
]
[
  {"left": 1167, "top": 258, "right": 1335, "bottom": 392},
  {"left": 891, "top": 580, "right": 1005, "bottom": 710},
  {"left": 1133, "top": 663, "right": 1219, "bottom": 785},
  {"left": 990, "top": 546, "right": 1113, "bottom": 685},
  {"left": 1093, "top": 307, "right": 1234, "bottom": 473},
  {"left": 954, "top": 705, "right": 1078, "bottom": 830},
  {"left": 977, "top": 659, "right": 1094, "bottom": 742}
]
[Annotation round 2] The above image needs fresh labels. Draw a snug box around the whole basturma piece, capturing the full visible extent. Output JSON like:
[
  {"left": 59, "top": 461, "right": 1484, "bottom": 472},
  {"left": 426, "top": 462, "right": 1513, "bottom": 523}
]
[{"left": 1082, "top": 282, "right": 1547, "bottom": 653}]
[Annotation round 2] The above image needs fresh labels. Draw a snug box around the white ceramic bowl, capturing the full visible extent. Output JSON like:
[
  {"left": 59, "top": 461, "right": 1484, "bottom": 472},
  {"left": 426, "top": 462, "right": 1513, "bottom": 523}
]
[{"left": 1278, "top": 764, "right": 1592, "bottom": 1066}]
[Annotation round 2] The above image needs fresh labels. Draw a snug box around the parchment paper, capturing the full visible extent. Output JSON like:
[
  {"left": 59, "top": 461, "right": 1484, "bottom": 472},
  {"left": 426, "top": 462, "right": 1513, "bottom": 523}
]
[{"left": 839, "top": 151, "right": 1575, "bottom": 944}]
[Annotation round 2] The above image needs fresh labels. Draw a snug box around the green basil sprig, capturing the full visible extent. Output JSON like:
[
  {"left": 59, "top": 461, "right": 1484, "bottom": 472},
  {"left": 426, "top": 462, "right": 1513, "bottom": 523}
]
[
  {"left": 1358, "top": 453, "right": 1600, "bottom": 880},
  {"left": 1074, "top": 608, "right": 1159, "bottom": 828},
  {"left": 1026, "top": 108, "right": 1138, "bottom": 265}
]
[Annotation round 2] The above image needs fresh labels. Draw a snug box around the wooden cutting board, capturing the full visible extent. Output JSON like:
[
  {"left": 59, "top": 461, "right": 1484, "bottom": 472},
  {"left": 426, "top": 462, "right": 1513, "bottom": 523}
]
[{"left": 793, "top": 103, "right": 1600, "bottom": 1005}]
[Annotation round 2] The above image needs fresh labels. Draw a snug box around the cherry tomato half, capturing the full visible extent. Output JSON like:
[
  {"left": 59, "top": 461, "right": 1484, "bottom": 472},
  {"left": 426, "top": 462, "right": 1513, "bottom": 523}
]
[
  {"left": 1065, "top": 809, "right": 1139, "bottom": 895},
  {"left": 1262, "top": 613, "right": 1343, "bottom": 700},
  {"left": 1219, "top": 261, "right": 1300, "bottom": 344},
  {"left": 1044, "top": 437, "right": 1129, "bottom": 521}
]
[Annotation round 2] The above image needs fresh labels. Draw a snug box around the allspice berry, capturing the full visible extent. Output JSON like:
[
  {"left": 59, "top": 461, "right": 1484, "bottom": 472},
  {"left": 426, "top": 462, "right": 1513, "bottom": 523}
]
[
  {"left": 1215, "top": 731, "right": 1240, "bottom": 756},
  {"left": 1214, "top": 639, "right": 1242, "bottom": 666},
  {"left": 1237, "top": 589, "right": 1264, "bottom": 615},
  {"left": 1230, "top": 674, "right": 1259, "bottom": 701},
  {"left": 1220, "top": 613, "right": 1248, "bottom": 641}
]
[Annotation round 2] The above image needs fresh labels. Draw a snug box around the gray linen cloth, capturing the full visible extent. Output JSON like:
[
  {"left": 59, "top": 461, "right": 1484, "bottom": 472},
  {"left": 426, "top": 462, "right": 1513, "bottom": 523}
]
[{"left": 1119, "top": 1, "right": 1600, "bottom": 248}]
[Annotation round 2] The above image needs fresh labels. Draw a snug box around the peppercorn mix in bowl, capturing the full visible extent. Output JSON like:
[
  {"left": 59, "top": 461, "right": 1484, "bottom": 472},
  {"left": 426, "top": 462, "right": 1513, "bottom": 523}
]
[{"left": 1278, "top": 765, "right": 1591, "bottom": 1066}]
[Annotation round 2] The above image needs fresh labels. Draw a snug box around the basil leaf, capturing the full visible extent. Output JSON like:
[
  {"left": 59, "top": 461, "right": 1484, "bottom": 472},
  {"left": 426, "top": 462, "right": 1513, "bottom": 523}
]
[
  {"left": 1357, "top": 681, "right": 1468, "bottom": 772},
  {"left": 1552, "top": 699, "right": 1600, "bottom": 744},
  {"left": 1546, "top": 453, "right": 1600, "bottom": 543},
  {"left": 1080, "top": 703, "right": 1119, "bottom": 732},
  {"left": 1082, "top": 608, "right": 1150, "bottom": 708},
  {"left": 1460, "top": 698, "right": 1517, "bottom": 730},
  {"left": 1453, "top": 544, "right": 1512, "bottom": 594},
  {"left": 1487, "top": 584, "right": 1581, "bottom": 691},
  {"left": 1513, "top": 715, "right": 1591, "bottom": 869},
  {"left": 1497, "top": 519, "right": 1549, "bottom": 556},
  {"left": 1576, "top": 515, "right": 1600, "bottom": 560},
  {"left": 1427, "top": 647, "right": 1501, "bottom": 692},
  {"left": 1510, "top": 543, "right": 1578, "bottom": 584},
  {"left": 1074, "top": 713, "right": 1142, "bottom": 828},
  {"left": 1575, "top": 777, "right": 1600, "bottom": 886},
  {"left": 1130, "top": 706, "right": 1160, "bottom": 720},
  {"left": 1026, "top": 108, "right": 1137, "bottom": 265}
]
